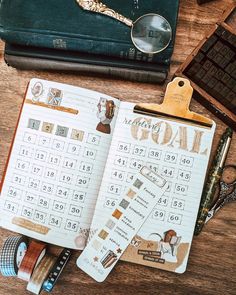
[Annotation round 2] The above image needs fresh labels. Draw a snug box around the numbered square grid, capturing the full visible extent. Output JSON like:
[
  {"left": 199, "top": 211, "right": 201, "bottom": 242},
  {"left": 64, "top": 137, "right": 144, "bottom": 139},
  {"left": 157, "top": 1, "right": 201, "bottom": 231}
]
[
  {"left": 83, "top": 147, "right": 97, "bottom": 160},
  {"left": 52, "top": 139, "right": 65, "bottom": 152},
  {"left": 87, "top": 133, "right": 100, "bottom": 145},
  {"left": 164, "top": 152, "right": 178, "bottom": 164},
  {"left": 117, "top": 142, "right": 131, "bottom": 153},
  {"left": 56, "top": 186, "right": 70, "bottom": 199},
  {"left": 105, "top": 219, "right": 116, "bottom": 230},
  {"left": 34, "top": 149, "right": 47, "bottom": 162},
  {"left": 15, "top": 159, "right": 30, "bottom": 171},
  {"left": 79, "top": 162, "right": 93, "bottom": 174},
  {"left": 42, "top": 122, "right": 54, "bottom": 134},
  {"left": 178, "top": 169, "right": 191, "bottom": 182},
  {"left": 132, "top": 145, "right": 146, "bottom": 157},
  {"left": 19, "top": 145, "right": 32, "bottom": 157},
  {"left": 161, "top": 166, "right": 175, "bottom": 178},
  {"left": 21, "top": 206, "right": 34, "bottom": 219},
  {"left": 72, "top": 191, "right": 86, "bottom": 202},
  {"left": 24, "top": 192, "right": 38, "bottom": 204},
  {"left": 55, "top": 125, "right": 69, "bottom": 138},
  {"left": 171, "top": 198, "right": 185, "bottom": 210},
  {"left": 107, "top": 183, "right": 122, "bottom": 195},
  {"left": 12, "top": 174, "right": 26, "bottom": 186},
  {"left": 180, "top": 155, "right": 194, "bottom": 167},
  {"left": 37, "top": 196, "right": 50, "bottom": 209},
  {"left": 68, "top": 204, "right": 82, "bottom": 217},
  {"left": 48, "top": 214, "right": 62, "bottom": 228},
  {"left": 63, "top": 157, "right": 78, "bottom": 170},
  {"left": 52, "top": 200, "right": 66, "bottom": 213},
  {"left": 76, "top": 176, "right": 90, "bottom": 188},
  {"left": 8, "top": 187, "right": 22, "bottom": 199},
  {"left": 33, "top": 210, "right": 47, "bottom": 224},
  {"left": 4, "top": 201, "right": 18, "bottom": 214},
  {"left": 119, "top": 199, "right": 130, "bottom": 210},
  {"left": 167, "top": 213, "right": 183, "bottom": 225},
  {"left": 114, "top": 155, "right": 128, "bottom": 167},
  {"left": 174, "top": 183, "right": 188, "bottom": 195},
  {"left": 71, "top": 129, "right": 84, "bottom": 141},
  {"left": 64, "top": 219, "right": 79, "bottom": 232},
  {"left": 152, "top": 209, "right": 165, "bottom": 221},
  {"left": 28, "top": 118, "right": 41, "bottom": 130},
  {"left": 38, "top": 136, "right": 51, "bottom": 148},
  {"left": 31, "top": 164, "right": 44, "bottom": 176},
  {"left": 23, "top": 132, "right": 37, "bottom": 144},
  {"left": 67, "top": 143, "right": 81, "bottom": 155}
]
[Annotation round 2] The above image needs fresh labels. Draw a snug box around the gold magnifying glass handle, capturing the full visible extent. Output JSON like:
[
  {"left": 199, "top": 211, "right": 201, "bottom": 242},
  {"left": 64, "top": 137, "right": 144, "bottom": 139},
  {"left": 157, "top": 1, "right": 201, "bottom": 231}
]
[{"left": 76, "top": 0, "right": 133, "bottom": 27}]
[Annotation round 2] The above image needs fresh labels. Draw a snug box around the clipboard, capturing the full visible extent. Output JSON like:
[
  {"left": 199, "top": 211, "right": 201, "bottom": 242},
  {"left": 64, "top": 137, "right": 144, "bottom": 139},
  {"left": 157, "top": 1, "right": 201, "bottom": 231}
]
[{"left": 134, "top": 77, "right": 214, "bottom": 128}]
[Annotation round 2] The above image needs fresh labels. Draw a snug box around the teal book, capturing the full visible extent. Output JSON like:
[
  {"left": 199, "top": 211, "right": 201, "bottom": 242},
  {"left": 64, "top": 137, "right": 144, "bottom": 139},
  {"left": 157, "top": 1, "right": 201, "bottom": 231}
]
[{"left": 0, "top": 0, "right": 179, "bottom": 64}]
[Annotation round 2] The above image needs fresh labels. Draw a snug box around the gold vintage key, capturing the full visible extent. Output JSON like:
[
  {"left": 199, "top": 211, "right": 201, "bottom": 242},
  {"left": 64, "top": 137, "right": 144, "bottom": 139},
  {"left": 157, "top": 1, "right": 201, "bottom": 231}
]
[{"left": 76, "top": 0, "right": 172, "bottom": 54}]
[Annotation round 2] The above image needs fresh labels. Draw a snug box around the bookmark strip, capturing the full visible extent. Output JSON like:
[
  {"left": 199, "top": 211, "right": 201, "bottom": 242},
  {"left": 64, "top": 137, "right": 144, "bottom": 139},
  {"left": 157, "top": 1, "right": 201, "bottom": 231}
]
[
  {"left": 77, "top": 167, "right": 168, "bottom": 282},
  {"left": 43, "top": 249, "right": 72, "bottom": 292},
  {"left": 27, "top": 254, "right": 57, "bottom": 295},
  {"left": 0, "top": 235, "right": 29, "bottom": 276},
  {"left": 18, "top": 240, "right": 47, "bottom": 281}
]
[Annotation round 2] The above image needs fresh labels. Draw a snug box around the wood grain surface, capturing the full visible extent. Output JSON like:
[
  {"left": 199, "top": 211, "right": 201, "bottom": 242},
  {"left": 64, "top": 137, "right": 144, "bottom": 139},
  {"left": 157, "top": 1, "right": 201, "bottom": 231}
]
[{"left": 0, "top": 0, "right": 235, "bottom": 294}]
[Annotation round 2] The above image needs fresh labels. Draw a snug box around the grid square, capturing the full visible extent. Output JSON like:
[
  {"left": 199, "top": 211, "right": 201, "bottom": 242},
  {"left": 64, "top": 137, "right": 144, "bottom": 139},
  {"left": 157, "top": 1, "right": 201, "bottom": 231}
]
[
  {"left": 92, "top": 239, "right": 102, "bottom": 251},
  {"left": 119, "top": 199, "right": 130, "bottom": 210},
  {"left": 98, "top": 229, "right": 109, "bottom": 240},
  {"left": 133, "top": 179, "right": 143, "bottom": 189},
  {"left": 112, "top": 209, "right": 122, "bottom": 220},
  {"left": 126, "top": 189, "right": 136, "bottom": 199},
  {"left": 105, "top": 219, "right": 116, "bottom": 230}
]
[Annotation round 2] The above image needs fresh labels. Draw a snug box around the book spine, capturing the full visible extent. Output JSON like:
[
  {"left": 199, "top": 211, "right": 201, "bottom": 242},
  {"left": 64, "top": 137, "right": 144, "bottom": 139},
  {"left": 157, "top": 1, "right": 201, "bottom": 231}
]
[
  {"left": 0, "top": 29, "right": 170, "bottom": 64},
  {"left": 4, "top": 53, "right": 167, "bottom": 84}
]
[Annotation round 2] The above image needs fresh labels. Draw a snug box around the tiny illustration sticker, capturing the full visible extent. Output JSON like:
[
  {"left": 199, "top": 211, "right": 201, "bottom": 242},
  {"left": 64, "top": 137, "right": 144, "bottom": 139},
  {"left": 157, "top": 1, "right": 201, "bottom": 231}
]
[{"left": 96, "top": 98, "right": 116, "bottom": 134}]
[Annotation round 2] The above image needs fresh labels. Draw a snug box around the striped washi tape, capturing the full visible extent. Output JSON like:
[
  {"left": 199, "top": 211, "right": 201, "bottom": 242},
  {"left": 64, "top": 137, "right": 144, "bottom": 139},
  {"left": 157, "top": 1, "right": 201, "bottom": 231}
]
[
  {"left": 43, "top": 248, "right": 72, "bottom": 292},
  {"left": 17, "top": 240, "right": 47, "bottom": 282},
  {"left": 27, "top": 254, "right": 57, "bottom": 295},
  {"left": 0, "top": 235, "right": 29, "bottom": 276}
]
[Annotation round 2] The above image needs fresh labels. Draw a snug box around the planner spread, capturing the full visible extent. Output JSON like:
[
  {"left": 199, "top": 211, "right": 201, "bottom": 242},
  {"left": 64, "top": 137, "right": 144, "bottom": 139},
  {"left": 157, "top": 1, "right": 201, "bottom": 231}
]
[{"left": 0, "top": 78, "right": 215, "bottom": 273}]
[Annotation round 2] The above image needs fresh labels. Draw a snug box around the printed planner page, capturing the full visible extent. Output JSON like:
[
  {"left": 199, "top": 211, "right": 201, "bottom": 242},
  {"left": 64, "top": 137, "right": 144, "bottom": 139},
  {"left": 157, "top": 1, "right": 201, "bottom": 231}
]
[
  {"left": 0, "top": 78, "right": 120, "bottom": 249},
  {"left": 90, "top": 102, "right": 215, "bottom": 273}
]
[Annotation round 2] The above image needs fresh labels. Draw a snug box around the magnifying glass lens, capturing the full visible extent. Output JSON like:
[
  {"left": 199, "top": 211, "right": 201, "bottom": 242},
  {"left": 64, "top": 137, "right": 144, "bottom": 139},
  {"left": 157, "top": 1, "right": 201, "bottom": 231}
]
[{"left": 131, "top": 14, "right": 172, "bottom": 54}]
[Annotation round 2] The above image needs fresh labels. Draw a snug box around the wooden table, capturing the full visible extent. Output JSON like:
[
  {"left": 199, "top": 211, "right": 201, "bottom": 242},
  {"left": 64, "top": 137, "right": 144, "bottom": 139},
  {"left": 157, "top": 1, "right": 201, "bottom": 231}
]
[{"left": 0, "top": 0, "right": 235, "bottom": 294}]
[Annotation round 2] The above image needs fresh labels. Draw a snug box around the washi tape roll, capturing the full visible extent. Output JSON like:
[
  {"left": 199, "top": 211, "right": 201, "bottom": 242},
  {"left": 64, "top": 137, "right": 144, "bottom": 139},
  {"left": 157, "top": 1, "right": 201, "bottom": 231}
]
[
  {"left": 27, "top": 254, "right": 57, "bottom": 295},
  {"left": 18, "top": 240, "right": 47, "bottom": 281},
  {"left": 0, "top": 235, "right": 29, "bottom": 276},
  {"left": 43, "top": 249, "right": 72, "bottom": 292}
]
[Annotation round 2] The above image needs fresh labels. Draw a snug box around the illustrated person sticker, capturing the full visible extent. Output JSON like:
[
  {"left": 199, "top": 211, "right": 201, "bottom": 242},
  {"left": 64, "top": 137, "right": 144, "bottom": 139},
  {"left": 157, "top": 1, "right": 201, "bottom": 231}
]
[
  {"left": 96, "top": 98, "right": 116, "bottom": 134},
  {"left": 31, "top": 81, "right": 44, "bottom": 102},
  {"left": 47, "top": 88, "right": 63, "bottom": 106}
]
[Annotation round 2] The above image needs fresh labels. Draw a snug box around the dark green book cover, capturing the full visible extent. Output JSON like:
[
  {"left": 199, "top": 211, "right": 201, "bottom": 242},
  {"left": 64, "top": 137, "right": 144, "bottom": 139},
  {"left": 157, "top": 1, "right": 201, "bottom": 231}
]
[{"left": 0, "top": 0, "right": 179, "bottom": 64}]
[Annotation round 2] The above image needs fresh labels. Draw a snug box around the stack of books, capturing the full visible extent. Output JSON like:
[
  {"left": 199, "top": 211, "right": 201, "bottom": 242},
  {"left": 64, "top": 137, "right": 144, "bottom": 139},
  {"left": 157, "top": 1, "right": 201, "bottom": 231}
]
[{"left": 0, "top": 0, "right": 179, "bottom": 83}]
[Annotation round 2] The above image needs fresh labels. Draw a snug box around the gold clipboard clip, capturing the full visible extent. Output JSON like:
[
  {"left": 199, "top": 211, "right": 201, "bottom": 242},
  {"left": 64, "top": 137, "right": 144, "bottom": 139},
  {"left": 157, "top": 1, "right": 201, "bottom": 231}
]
[{"left": 134, "top": 77, "right": 213, "bottom": 128}]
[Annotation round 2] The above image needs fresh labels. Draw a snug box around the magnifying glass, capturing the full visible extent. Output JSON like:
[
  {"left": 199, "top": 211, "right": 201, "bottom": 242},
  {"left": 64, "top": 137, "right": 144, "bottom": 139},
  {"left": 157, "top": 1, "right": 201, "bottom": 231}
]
[{"left": 77, "top": 0, "right": 172, "bottom": 54}]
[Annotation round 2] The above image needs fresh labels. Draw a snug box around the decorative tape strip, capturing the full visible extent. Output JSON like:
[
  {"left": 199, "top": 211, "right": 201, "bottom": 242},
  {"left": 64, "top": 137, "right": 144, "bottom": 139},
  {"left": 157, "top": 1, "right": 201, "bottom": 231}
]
[
  {"left": 43, "top": 248, "right": 72, "bottom": 292},
  {"left": 27, "top": 254, "right": 57, "bottom": 295},
  {"left": 18, "top": 240, "right": 47, "bottom": 281},
  {"left": 0, "top": 235, "right": 29, "bottom": 276}
]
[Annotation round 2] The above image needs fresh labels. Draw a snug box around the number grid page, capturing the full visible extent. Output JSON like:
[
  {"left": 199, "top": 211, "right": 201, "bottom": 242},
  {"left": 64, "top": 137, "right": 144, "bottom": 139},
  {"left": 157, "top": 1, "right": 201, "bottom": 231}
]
[
  {"left": 90, "top": 102, "right": 215, "bottom": 273},
  {"left": 0, "top": 79, "right": 120, "bottom": 249}
]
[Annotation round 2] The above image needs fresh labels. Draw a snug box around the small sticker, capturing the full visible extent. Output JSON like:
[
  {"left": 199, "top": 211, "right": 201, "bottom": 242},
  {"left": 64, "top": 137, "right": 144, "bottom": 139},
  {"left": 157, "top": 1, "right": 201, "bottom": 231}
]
[
  {"left": 98, "top": 230, "right": 109, "bottom": 240},
  {"left": 112, "top": 209, "right": 122, "bottom": 220},
  {"left": 119, "top": 199, "right": 130, "bottom": 210},
  {"left": 133, "top": 179, "right": 143, "bottom": 189}
]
